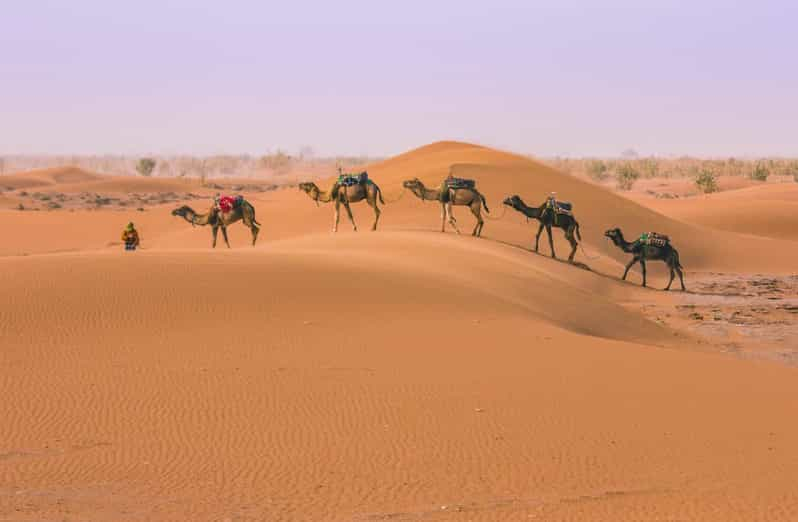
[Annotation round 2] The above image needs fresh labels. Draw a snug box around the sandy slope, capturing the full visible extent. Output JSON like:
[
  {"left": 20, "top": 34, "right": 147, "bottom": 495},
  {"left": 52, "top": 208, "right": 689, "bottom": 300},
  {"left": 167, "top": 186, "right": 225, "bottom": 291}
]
[
  {"left": 632, "top": 183, "right": 798, "bottom": 241},
  {"left": 0, "top": 166, "right": 104, "bottom": 189},
  {"left": 2, "top": 143, "right": 798, "bottom": 521}
]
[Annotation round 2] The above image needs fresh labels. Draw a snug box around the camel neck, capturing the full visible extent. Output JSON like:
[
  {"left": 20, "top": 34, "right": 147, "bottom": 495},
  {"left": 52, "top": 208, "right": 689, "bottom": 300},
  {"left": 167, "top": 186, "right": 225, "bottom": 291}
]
[
  {"left": 614, "top": 233, "right": 635, "bottom": 252},
  {"left": 414, "top": 186, "right": 440, "bottom": 201},
  {"left": 186, "top": 209, "right": 209, "bottom": 226},
  {"left": 515, "top": 200, "right": 539, "bottom": 218}
]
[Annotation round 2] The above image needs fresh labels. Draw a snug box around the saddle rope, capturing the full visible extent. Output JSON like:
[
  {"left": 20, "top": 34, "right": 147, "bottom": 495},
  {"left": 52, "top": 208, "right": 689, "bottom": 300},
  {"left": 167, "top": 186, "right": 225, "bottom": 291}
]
[
  {"left": 483, "top": 204, "right": 508, "bottom": 220},
  {"left": 380, "top": 187, "right": 407, "bottom": 204},
  {"left": 577, "top": 233, "right": 602, "bottom": 261}
]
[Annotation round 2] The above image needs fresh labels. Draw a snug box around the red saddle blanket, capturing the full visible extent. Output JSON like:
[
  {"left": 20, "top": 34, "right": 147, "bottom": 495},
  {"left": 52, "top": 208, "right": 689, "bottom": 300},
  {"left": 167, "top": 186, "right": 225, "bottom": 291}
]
[{"left": 218, "top": 195, "right": 237, "bottom": 213}]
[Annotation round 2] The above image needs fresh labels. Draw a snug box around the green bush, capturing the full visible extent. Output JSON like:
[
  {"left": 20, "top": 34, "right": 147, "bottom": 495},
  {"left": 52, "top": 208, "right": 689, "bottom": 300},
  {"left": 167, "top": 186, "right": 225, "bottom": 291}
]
[
  {"left": 750, "top": 162, "right": 769, "bottom": 181},
  {"left": 586, "top": 160, "right": 608, "bottom": 181},
  {"left": 136, "top": 157, "right": 157, "bottom": 177},
  {"left": 695, "top": 169, "right": 719, "bottom": 193},
  {"left": 615, "top": 164, "right": 640, "bottom": 191}
]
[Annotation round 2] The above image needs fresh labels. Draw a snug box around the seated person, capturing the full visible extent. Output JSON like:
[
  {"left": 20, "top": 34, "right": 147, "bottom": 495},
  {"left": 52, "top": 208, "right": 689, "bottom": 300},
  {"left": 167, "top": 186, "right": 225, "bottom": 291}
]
[{"left": 121, "top": 222, "right": 140, "bottom": 251}]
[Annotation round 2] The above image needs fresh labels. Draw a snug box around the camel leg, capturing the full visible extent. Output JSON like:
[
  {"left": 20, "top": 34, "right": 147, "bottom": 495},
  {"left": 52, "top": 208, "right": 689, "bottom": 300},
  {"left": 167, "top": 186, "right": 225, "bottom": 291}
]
[
  {"left": 343, "top": 202, "right": 357, "bottom": 232},
  {"left": 447, "top": 203, "right": 461, "bottom": 235},
  {"left": 221, "top": 226, "right": 231, "bottom": 248},
  {"left": 469, "top": 202, "right": 483, "bottom": 237},
  {"left": 676, "top": 266, "right": 686, "bottom": 291},
  {"left": 440, "top": 203, "right": 446, "bottom": 232},
  {"left": 370, "top": 199, "right": 381, "bottom": 231},
  {"left": 546, "top": 224, "right": 556, "bottom": 258},
  {"left": 333, "top": 200, "right": 341, "bottom": 233},
  {"left": 566, "top": 229, "right": 577, "bottom": 262},
  {"left": 622, "top": 258, "right": 637, "bottom": 280},
  {"left": 535, "top": 222, "right": 544, "bottom": 252},
  {"left": 665, "top": 263, "right": 675, "bottom": 291},
  {"left": 640, "top": 258, "right": 647, "bottom": 287},
  {"left": 242, "top": 211, "right": 258, "bottom": 246},
  {"left": 211, "top": 225, "right": 219, "bottom": 248}
]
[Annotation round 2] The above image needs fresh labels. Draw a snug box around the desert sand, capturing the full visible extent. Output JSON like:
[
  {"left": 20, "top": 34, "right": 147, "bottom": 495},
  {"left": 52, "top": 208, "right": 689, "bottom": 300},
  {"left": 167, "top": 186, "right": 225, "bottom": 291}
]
[{"left": 2, "top": 142, "right": 798, "bottom": 521}]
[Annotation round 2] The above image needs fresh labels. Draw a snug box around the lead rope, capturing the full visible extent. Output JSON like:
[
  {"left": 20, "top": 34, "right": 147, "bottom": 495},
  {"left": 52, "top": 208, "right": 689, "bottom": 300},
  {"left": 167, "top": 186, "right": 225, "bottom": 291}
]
[
  {"left": 381, "top": 187, "right": 407, "bottom": 204},
  {"left": 577, "top": 229, "right": 602, "bottom": 260},
  {"left": 483, "top": 203, "right": 508, "bottom": 220}
]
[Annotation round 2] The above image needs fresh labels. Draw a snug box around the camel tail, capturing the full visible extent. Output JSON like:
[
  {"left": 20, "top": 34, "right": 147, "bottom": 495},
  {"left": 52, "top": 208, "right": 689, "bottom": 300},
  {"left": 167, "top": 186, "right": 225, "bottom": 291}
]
[
  {"left": 376, "top": 184, "right": 385, "bottom": 205},
  {"left": 480, "top": 193, "right": 490, "bottom": 213},
  {"left": 245, "top": 202, "right": 262, "bottom": 227}
]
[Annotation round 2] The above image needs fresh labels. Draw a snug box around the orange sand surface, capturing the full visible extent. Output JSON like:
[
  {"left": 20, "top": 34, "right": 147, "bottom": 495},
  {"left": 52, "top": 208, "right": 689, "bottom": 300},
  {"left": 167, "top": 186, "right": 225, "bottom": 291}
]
[
  {"left": 630, "top": 182, "right": 798, "bottom": 242},
  {"left": 2, "top": 142, "right": 797, "bottom": 521}
]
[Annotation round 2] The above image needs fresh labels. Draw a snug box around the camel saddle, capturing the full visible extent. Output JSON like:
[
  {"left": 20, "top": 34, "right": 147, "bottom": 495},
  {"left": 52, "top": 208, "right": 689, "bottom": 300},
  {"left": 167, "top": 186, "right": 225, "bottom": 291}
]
[
  {"left": 638, "top": 232, "right": 670, "bottom": 247},
  {"left": 553, "top": 200, "right": 573, "bottom": 215},
  {"left": 218, "top": 195, "right": 244, "bottom": 213},
  {"left": 542, "top": 198, "right": 573, "bottom": 216},
  {"left": 443, "top": 177, "right": 476, "bottom": 190},
  {"left": 337, "top": 171, "right": 370, "bottom": 187}
]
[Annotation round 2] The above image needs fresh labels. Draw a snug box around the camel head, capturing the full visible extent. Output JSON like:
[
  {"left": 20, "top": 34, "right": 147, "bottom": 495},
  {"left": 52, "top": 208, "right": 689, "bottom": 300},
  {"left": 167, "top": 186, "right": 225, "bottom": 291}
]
[
  {"left": 298, "top": 181, "right": 327, "bottom": 206},
  {"left": 171, "top": 205, "right": 193, "bottom": 218},
  {"left": 298, "top": 182, "right": 318, "bottom": 194},
  {"left": 503, "top": 195, "right": 523, "bottom": 208},
  {"left": 172, "top": 205, "right": 205, "bottom": 227},
  {"left": 402, "top": 178, "right": 424, "bottom": 191},
  {"left": 604, "top": 228, "right": 623, "bottom": 243}
]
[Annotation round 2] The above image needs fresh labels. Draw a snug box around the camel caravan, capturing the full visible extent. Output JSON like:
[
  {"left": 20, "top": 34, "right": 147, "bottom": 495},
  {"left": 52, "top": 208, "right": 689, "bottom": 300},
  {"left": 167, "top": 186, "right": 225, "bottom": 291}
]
[{"left": 165, "top": 166, "right": 685, "bottom": 291}]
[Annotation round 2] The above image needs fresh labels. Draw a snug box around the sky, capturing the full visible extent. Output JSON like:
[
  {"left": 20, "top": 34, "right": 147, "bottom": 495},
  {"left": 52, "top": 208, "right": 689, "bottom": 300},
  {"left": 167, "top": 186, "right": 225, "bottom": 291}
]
[{"left": 1, "top": 0, "right": 796, "bottom": 157}]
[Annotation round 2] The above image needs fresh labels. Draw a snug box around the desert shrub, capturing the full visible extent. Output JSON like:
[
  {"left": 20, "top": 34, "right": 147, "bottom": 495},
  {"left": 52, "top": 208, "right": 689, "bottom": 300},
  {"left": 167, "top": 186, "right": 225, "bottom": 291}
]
[
  {"left": 695, "top": 169, "right": 719, "bottom": 193},
  {"left": 136, "top": 157, "right": 157, "bottom": 177},
  {"left": 586, "top": 160, "right": 608, "bottom": 181},
  {"left": 199, "top": 161, "right": 208, "bottom": 186},
  {"left": 639, "top": 158, "right": 660, "bottom": 178},
  {"left": 615, "top": 163, "right": 640, "bottom": 190},
  {"left": 556, "top": 158, "right": 573, "bottom": 175},
  {"left": 750, "top": 162, "right": 769, "bottom": 181},
  {"left": 259, "top": 150, "right": 292, "bottom": 173},
  {"left": 784, "top": 160, "right": 798, "bottom": 182},
  {"left": 158, "top": 160, "right": 172, "bottom": 176}
]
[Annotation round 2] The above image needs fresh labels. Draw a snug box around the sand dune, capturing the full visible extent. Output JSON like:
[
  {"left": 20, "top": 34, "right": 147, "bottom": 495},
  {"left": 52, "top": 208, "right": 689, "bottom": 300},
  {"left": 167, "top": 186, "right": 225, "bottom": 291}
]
[
  {"left": 635, "top": 183, "right": 798, "bottom": 241},
  {"left": 3, "top": 142, "right": 798, "bottom": 521},
  {"left": 0, "top": 166, "right": 103, "bottom": 189}
]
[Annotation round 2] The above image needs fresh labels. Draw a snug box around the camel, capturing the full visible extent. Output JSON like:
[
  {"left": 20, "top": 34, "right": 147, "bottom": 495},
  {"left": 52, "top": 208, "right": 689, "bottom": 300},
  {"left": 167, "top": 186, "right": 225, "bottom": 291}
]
[
  {"left": 604, "top": 228, "right": 686, "bottom": 291},
  {"left": 298, "top": 181, "right": 384, "bottom": 232},
  {"left": 171, "top": 200, "right": 260, "bottom": 248},
  {"left": 402, "top": 178, "right": 489, "bottom": 237},
  {"left": 502, "top": 195, "right": 581, "bottom": 262}
]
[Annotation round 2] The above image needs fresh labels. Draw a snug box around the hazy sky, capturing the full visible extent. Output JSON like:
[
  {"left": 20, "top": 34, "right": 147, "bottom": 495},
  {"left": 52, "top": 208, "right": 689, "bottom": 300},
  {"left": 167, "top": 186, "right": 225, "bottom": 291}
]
[{"left": 2, "top": 0, "right": 796, "bottom": 157}]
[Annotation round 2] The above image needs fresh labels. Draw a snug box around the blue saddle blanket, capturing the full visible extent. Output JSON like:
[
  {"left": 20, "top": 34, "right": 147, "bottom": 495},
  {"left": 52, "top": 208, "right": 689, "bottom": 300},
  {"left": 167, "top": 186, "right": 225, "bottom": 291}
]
[
  {"left": 444, "top": 177, "right": 475, "bottom": 190},
  {"left": 338, "top": 171, "right": 369, "bottom": 186}
]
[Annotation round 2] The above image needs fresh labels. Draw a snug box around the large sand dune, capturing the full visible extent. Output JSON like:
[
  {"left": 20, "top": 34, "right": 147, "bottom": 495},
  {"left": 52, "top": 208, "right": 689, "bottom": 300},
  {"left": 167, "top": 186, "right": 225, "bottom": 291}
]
[{"left": 2, "top": 142, "right": 798, "bottom": 521}]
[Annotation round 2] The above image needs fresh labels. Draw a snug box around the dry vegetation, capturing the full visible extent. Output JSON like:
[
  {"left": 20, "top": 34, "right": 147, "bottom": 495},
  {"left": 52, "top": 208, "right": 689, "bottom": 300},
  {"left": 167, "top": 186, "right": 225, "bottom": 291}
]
[
  {"left": 0, "top": 151, "right": 380, "bottom": 182},
  {"left": 548, "top": 156, "right": 798, "bottom": 192}
]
